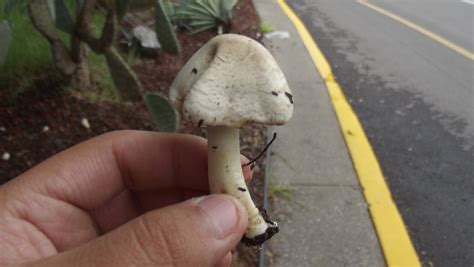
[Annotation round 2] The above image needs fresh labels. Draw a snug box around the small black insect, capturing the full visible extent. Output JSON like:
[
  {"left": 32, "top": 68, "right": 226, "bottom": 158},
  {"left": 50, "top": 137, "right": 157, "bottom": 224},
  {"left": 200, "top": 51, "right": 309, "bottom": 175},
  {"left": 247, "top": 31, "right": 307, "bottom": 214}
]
[
  {"left": 250, "top": 163, "right": 256, "bottom": 171},
  {"left": 191, "top": 68, "right": 198, "bottom": 74},
  {"left": 212, "top": 146, "right": 218, "bottom": 149},
  {"left": 243, "top": 133, "right": 277, "bottom": 167},
  {"left": 238, "top": 187, "right": 247, "bottom": 192},
  {"left": 271, "top": 91, "right": 278, "bottom": 96},
  {"left": 198, "top": 119, "right": 204, "bottom": 127}
]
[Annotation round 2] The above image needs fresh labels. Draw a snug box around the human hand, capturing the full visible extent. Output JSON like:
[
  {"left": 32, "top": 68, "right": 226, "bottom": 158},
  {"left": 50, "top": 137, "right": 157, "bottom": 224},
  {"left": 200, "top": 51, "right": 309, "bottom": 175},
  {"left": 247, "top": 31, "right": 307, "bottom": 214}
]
[{"left": 0, "top": 131, "right": 253, "bottom": 266}]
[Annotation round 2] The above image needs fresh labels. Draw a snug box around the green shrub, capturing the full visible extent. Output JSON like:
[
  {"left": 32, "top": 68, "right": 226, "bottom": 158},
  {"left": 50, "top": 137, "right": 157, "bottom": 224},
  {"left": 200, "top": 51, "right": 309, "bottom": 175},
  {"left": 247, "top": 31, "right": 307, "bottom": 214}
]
[
  {"left": 0, "top": 0, "right": 54, "bottom": 92},
  {"left": 156, "top": 0, "right": 181, "bottom": 54},
  {"left": 2, "top": 0, "right": 181, "bottom": 133},
  {"left": 259, "top": 21, "right": 273, "bottom": 33}
]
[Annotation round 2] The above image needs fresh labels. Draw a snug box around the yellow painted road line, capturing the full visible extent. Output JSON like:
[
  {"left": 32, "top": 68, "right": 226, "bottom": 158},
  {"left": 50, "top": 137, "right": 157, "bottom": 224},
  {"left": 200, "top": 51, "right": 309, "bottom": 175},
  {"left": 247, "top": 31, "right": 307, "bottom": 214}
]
[
  {"left": 358, "top": 0, "right": 474, "bottom": 61},
  {"left": 276, "top": 0, "right": 421, "bottom": 266}
]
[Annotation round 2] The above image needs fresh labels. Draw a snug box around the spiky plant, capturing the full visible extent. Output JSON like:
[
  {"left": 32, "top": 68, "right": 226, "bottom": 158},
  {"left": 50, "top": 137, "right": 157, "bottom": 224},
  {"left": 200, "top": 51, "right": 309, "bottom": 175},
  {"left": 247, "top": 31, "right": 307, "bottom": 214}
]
[{"left": 175, "top": 0, "right": 238, "bottom": 34}]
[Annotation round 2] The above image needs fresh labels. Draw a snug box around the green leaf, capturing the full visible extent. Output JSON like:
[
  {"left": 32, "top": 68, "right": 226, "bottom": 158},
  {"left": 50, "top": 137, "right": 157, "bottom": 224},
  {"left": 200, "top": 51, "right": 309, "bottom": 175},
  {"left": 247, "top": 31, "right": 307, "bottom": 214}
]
[
  {"left": 0, "top": 21, "right": 12, "bottom": 66},
  {"left": 259, "top": 22, "right": 273, "bottom": 33},
  {"left": 187, "top": 24, "right": 214, "bottom": 34},
  {"left": 54, "top": 0, "right": 74, "bottom": 34},
  {"left": 155, "top": 0, "right": 181, "bottom": 54},
  {"left": 173, "top": 0, "right": 237, "bottom": 34},
  {"left": 204, "top": 0, "right": 220, "bottom": 17},
  {"left": 144, "top": 92, "right": 179, "bottom": 133},
  {"left": 176, "top": 9, "right": 211, "bottom": 18},
  {"left": 177, "top": 6, "right": 210, "bottom": 17},
  {"left": 187, "top": 20, "right": 215, "bottom": 27},
  {"left": 176, "top": 13, "right": 214, "bottom": 23},
  {"left": 104, "top": 47, "right": 143, "bottom": 102},
  {"left": 47, "top": 0, "right": 56, "bottom": 19},
  {"left": 220, "top": 0, "right": 237, "bottom": 21},
  {"left": 28, "top": 0, "right": 58, "bottom": 41},
  {"left": 194, "top": 0, "right": 218, "bottom": 18},
  {"left": 161, "top": 0, "right": 176, "bottom": 21},
  {"left": 4, "top": 0, "right": 28, "bottom": 15}
]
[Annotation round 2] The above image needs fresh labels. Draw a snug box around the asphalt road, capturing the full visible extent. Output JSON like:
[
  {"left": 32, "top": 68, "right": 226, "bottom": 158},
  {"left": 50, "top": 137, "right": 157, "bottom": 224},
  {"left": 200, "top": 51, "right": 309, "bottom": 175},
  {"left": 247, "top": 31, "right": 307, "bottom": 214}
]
[{"left": 286, "top": 0, "right": 474, "bottom": 265}]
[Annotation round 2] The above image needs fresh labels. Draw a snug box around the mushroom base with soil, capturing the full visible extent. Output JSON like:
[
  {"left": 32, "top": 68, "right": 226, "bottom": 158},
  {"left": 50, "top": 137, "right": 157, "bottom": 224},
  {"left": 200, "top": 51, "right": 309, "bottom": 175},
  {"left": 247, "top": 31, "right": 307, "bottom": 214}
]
[{"left": 207, "top": 126, "right": 278, "bottom": 246}]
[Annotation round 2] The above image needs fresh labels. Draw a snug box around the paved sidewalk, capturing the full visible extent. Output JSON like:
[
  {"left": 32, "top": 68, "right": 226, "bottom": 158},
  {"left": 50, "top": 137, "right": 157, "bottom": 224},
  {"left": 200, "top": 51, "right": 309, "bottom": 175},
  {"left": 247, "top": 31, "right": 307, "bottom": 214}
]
[{"left": 253, "top": 1, "right": 385, "bottom": 266}]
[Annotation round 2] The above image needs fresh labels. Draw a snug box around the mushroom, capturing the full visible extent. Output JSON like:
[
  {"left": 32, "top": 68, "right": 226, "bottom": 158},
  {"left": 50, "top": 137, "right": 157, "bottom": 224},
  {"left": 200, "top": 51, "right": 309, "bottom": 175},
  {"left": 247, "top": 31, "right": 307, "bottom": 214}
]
[{"left": 169, "top": 34, "right": 293, "bottom": 246}]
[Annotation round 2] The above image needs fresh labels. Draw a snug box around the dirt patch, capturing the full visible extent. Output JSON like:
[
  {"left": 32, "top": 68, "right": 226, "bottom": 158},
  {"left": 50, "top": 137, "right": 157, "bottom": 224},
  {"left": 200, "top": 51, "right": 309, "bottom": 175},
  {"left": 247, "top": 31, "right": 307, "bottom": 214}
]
[
  {"left": 0, "top": 0, "right": 266, "bottom": 265},
  {"left": 0, "top": 86, "right": 153, "bottom": 180}
]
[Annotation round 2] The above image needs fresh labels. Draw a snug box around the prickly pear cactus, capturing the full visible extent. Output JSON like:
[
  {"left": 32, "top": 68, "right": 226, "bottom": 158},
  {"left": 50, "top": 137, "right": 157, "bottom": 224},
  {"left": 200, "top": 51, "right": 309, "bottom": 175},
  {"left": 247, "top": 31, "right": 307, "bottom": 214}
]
[
  {"left": 155, "top": 0, "right": 180, "bottom": 54},
  {"left": 104, "top": 47, "right": 142, "bottom": 102},
  {"left": 28, "top": 0, "right": 58, "bottom": 41},
  {"left": 27, "top": 0, "right": 75, "bottom": 37},
  {"left": 54, "top": 0, "right": 74, "bottom": 34},
  {"left": 144, "top": 92, "right": 179, "bottom": 132}
]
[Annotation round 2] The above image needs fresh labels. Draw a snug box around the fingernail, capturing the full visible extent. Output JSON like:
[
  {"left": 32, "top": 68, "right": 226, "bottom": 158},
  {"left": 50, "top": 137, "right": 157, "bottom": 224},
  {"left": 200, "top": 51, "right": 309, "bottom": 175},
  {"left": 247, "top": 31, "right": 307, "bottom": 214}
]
[{"left": 198, "top": 195, "right": 238, "bottom": 239}]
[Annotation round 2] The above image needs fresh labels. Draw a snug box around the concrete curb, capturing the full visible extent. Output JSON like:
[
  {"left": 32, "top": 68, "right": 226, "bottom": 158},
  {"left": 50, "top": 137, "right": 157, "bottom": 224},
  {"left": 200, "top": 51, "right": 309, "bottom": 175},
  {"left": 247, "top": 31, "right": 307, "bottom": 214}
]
[{"left": 252, "top": 0, "right": 386, "bottom": 266}]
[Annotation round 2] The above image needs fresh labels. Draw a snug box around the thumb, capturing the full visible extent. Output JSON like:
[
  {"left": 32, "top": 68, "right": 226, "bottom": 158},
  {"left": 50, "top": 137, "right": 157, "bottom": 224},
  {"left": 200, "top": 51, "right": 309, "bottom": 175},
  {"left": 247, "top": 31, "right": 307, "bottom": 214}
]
[{"left": 34, "top": 195, "right": 248, "bottom": 267}]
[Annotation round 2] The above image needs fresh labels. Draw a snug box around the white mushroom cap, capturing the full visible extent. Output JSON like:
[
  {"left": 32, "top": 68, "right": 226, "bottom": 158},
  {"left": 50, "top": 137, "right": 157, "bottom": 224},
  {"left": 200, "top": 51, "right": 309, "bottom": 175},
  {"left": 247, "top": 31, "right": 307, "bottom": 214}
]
[{"left": 169, "top": 34, "right": 293, "bottom": 127}]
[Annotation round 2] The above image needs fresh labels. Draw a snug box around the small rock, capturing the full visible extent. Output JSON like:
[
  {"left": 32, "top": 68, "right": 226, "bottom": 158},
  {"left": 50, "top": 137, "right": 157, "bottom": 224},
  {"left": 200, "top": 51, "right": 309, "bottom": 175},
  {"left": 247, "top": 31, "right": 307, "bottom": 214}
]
[
  {"left": 42, "top": 125, "right": 50, "bottom": 133},
  {"left": 264, "top": 31, "right": 290, "bottom": 39},
  {"left": 265, "top": 250, "right": 274, "bottom": 257},
  {"left": 132, "top": 26, "right": 161, "bottom": 55},
  {"left": 81, "top": 118, "right": 91, "bottom": 129},
  {"left": 2, "top": 152, "right": 10, "bottom": 161},
  {"left": 395, "top": 109, "right": 405, "bottom": 116},
  {"left": 406, "top": 102, "right": 415, "bottom": 109}
]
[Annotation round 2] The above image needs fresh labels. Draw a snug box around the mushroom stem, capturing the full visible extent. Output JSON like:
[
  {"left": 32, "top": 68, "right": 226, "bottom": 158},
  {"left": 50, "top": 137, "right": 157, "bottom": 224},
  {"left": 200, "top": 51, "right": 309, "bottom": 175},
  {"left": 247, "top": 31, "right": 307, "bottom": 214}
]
[{"left": 207, "top": 126, "right": 278, "bottom": 246}]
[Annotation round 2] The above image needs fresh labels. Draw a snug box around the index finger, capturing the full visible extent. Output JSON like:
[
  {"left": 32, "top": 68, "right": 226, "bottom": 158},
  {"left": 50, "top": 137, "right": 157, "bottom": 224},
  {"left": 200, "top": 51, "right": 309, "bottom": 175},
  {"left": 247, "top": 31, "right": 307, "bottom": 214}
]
[{"left": 9, "top": 131, "right": 210, "bottom": 211}]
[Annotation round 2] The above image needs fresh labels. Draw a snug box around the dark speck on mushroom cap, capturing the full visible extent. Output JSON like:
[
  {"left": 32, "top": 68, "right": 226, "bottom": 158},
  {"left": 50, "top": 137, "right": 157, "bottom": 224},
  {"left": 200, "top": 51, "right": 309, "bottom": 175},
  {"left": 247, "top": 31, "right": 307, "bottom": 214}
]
[{"left": 285, "top": 92, "right": 294, "bottom": 104}]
